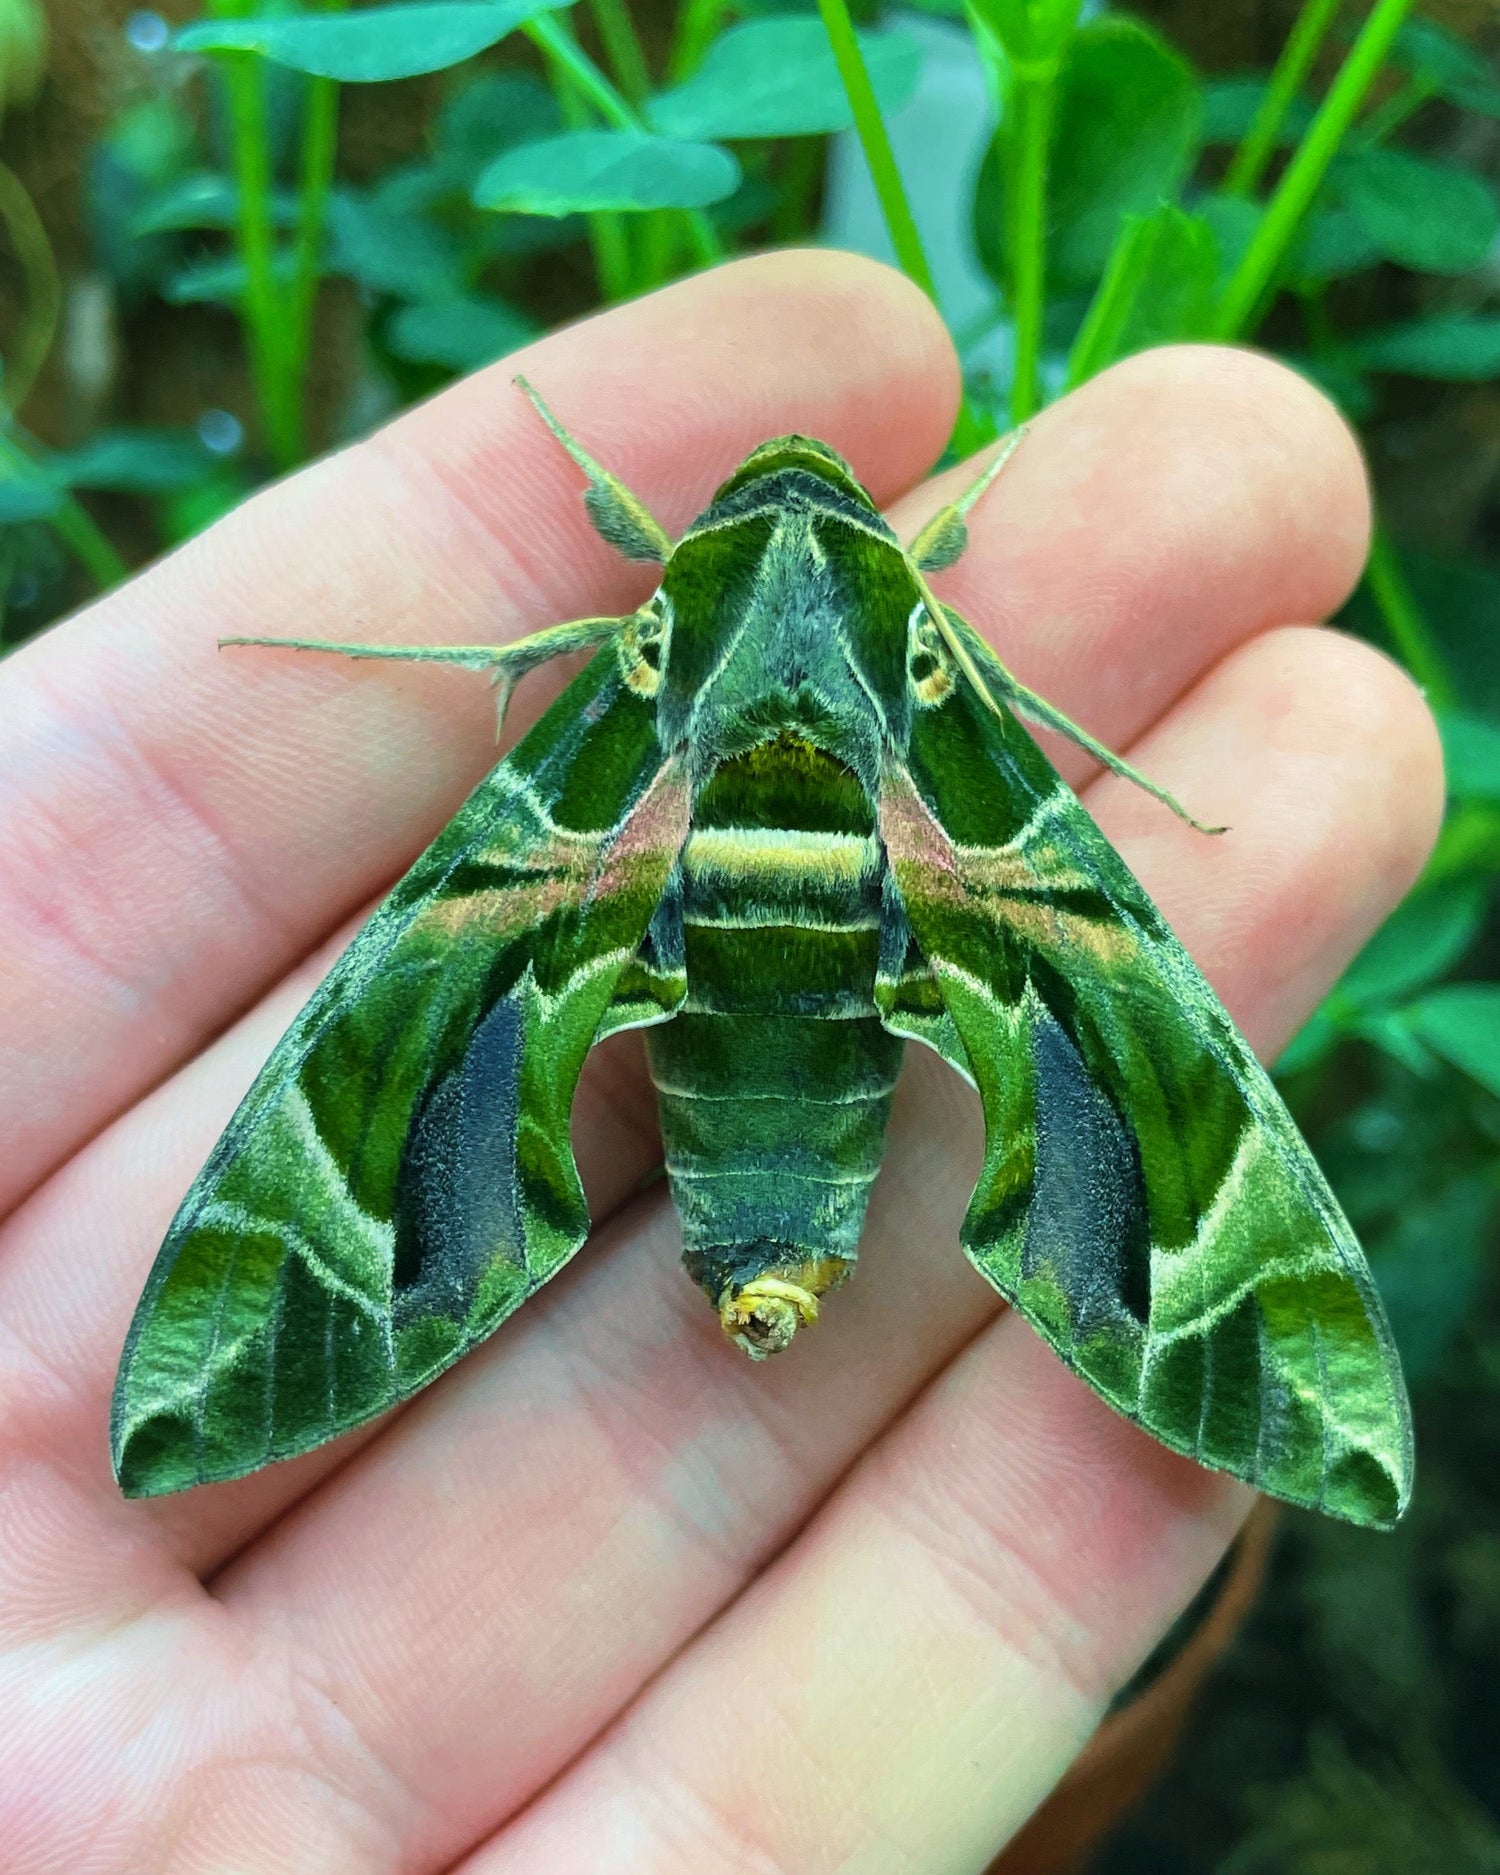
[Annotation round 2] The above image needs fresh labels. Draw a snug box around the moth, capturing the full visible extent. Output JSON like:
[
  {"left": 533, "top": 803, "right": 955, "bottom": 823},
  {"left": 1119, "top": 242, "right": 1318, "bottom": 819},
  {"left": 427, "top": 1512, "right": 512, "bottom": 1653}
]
[{"left": 112, "top": 382, "right": 1413, "bottom": 1528}]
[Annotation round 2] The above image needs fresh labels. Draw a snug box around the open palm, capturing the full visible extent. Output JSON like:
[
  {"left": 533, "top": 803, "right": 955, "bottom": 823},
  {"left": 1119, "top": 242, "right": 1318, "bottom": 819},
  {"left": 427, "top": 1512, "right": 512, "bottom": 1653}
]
[{"left": 0, "top": 253, "right": 1440, "bottom": 1873}]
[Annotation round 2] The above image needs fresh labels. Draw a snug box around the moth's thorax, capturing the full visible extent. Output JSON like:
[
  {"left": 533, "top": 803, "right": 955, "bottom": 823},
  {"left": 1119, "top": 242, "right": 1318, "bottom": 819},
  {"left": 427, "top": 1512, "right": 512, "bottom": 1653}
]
[{"left": 654, "top": 473, "right": 918, "bottom": 779}]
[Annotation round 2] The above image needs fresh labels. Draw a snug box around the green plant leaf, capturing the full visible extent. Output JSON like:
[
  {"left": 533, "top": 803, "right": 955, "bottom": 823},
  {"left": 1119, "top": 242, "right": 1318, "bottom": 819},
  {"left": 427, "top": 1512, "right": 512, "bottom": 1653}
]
[
  {"left": 1201, "top": 74, "right": 1313, "bottom": 145},
  {"left": 50, "top": 428, "right": 217, "bottom": 493},
  {"left": 1350, "top": 315, "right": 1500, "bottom": 381},
  {"left": 1370, "top": 1173, "right": 1495, "bottom": 1380},
  {"left": 1405, "top": 985, "right": 1500, "bottom": 1099},
  {"left": 970, "top": 0, "right": 1081, "bottom": 66},
  {"left": 130, "top": 172, "right": 299, "bottom": 237},
  {"left": 1287, "top": 204, "right": 1382, "bottom": 286},
  {"left": 1048, "top": 17, "right": 1203, "bottom": 290},
  {"left": 1441, "top": 710, "right": 1500, "bottom": 800},
  {"left": 0, "top": 478, "right": 60, "bottom": 522},
  {"left": 175, "top": 0, "right": 570, "bottom": 83},
  {"left": 651, "top": 17, "right": 920, "bottom": 140},
  {"left": 1393, "top": 18, "right": 1500, "bottom": 119},
  {"left": 435, "top": 69, "right": 560, "bottom": 180},
  {"left": 327, "top": 190, "right": 467, "bottom": 299},
  {"left": 1332, "top": 147, "right": 1499, "bottom": 277},
  {"left": 162, "top": 251, "right": 298, "bottom": 305},
  {"left": 385, "top": 295, "right": 537, "bottom": 369},
  {"left": 473, "top": 130, "right": 739, "bottom": 216},
  {"left": 1195, "top": 192, "right": 1261, "bottom": 284},
  {"left": 1336, "top": 879, "right": 1487, "bottom": 1012},
  {"left": 1067, "top": 202, "right": 1218, "bottom": 383}
]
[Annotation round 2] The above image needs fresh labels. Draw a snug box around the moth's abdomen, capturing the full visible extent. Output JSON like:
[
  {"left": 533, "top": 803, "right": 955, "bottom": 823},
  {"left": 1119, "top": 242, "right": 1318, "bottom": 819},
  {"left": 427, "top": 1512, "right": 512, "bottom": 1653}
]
[{"left": 645, "top": 736, "right": 903, "bottom": 1356}]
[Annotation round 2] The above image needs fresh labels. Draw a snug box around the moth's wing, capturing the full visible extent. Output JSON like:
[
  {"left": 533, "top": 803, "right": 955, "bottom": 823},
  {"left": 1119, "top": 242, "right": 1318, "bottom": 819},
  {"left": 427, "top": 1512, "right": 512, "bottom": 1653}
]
[
  {"left": 877, "top": 656, "right": 1412, "bottom": 1529},
  {"left": 113, "top": 648, "right": 688, "bottom": 1496}
]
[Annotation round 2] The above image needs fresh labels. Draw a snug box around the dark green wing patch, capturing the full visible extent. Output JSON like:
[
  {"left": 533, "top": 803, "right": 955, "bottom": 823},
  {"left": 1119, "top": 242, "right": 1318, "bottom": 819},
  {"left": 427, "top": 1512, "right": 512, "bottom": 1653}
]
[
  {"left": 878, "top": 641, "right": 1413, "bottom": 1529},
  {"left": 112, "top": 648, "right": 688, "bottom": 1496}
]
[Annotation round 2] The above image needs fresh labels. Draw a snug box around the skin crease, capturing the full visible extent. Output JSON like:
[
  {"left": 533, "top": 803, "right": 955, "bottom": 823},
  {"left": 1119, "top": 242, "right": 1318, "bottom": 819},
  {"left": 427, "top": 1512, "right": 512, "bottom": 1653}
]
[{"left": 0, "top": 252, "right": 1444, "bottom": 1874}]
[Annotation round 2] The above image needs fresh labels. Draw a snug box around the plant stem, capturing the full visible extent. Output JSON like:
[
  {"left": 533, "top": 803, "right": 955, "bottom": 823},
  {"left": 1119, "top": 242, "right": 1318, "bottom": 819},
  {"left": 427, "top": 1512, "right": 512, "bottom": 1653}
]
[
  {"left": 1223, "top": 0, "right": 1345, "bottom": 198},
  {"left": 1212, "top": 0, "right": 1420, "bottom": 339},
  {"left": 1423, "top": 801, "right": 1500, "bottom": 886},
  {"left": 286, "top": 6, "right": 346, "bottom": 438},
  {"left": 667, "top": 0, "right": 724, "bottom": 81},
  {"left": 0, "top": 162, "right": 59, "bottom": 416},
  {"left": 1358, "top": 73, "right": 1434, "bottom": 145},
  {"left": 1005, "top": 58, "right": 1055, "bottom": 423},
  {"left": 1364, "top": 527, "right": 1454, "bottom": 711},
  {"left": 531, "top": 20, "right": 634, "bottom": 302},
  {"left": 525, "top": 13, "right": 725, "bottom": 275},
  {"left": 209, "top": 6, "right": 302, "bottom": 468},
  {"left": 0, "top": 430, "right": 128, "bottom": 589},
  {"left": 816, "top": 0, "right": 937, "bottom": 302},
  {"left": 1066, "top": 214, "right": 1154, "bottom": 388},
  {"left": 589, "top": 0, "right": 652, "bottom": 106}
]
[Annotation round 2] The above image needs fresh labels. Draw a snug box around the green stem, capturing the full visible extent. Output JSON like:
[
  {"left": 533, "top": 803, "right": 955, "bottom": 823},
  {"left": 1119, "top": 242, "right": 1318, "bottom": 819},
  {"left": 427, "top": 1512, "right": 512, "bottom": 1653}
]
[
  {"left": 1364, "top": 527, "right": 1454, "bottom": 711},
  {"left": 1358, "top": 73, "right": 1434, "bottom": 145},
  {"left": 211, "top": 23, "right": 302, "bottom": 467},
  {"left": 1212, "top": 0, "right": 1420, "bottom": 339},
  {"left": 0, "top": 161, "right": 60, "bottom": 416},
  {"left": 532, "top": 22, "right": 633, "bottom": 302},
  {"left": 1006, "top": 59, "right": 1056, "bottom": 423},
  {"left": 526, "top": 11, "right": 637, "bottom": 127},
  {"left": 667, "top": 0, "right": 726, "bottom": 81},
  {"left": 1066, "top": 214, "right": 1154, "bottom": 389},
  {"left": 771, "top": 136, "right": 825, "bottom": 243},
  {"left": 1223, "top": 0, "right": 1345, "bottom": 198},
  {"left": 1423, "top": 801, "right": 1500, "bottom": 886},
  {"left": 524, "top": 14, "right": 725, "bottom": 275},
  {"left": 288, "top": 75, "right": 339, "bottom": 431},
  {"left": 586, "top": 0, "right": 674, "bottom": 286},
  {"left": 286, "top": 2, "right": 346, "bottom": 440},
  {"left": 589, "top": 0, "right": 652, "bottom": 106},
  {"left": 0, "top": 430, "right": 128, "bottom": 590},
  {"left": 816, "top": 0, "right": 937, "bottom": 301}
]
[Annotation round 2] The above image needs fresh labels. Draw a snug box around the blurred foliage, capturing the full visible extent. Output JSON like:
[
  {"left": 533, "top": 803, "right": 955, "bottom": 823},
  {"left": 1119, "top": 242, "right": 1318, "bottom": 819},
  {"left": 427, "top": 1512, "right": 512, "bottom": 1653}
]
[{"left": 1, "top": 0, "right": 1499, "bottom": 1867}]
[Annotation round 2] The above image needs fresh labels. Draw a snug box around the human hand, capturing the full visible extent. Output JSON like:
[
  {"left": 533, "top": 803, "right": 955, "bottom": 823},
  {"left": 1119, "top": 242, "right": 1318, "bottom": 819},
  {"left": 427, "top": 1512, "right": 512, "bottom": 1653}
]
[{"left": 0, "top": 252, "right": 1441, "bottom": 1872}]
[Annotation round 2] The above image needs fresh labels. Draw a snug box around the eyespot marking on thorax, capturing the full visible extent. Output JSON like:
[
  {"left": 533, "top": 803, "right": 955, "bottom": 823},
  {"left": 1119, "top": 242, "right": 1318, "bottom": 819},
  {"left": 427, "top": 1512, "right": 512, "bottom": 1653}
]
[
  {"left": 906, "top": 601, "right": 956, "bottom": 708},
  {"left": 618, "top": 593, "right": 672, "bottom": 697}
]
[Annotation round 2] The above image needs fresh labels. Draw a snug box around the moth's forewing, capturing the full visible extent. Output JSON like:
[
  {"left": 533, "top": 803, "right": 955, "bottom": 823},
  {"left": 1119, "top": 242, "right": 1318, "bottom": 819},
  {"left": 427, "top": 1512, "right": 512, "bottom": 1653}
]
[
  {"left": 877, "top": 618, "right": 1412, "bottom": 1529},
  {"left": 112, "top": 644, "right": 686, "bottom": 1496}
]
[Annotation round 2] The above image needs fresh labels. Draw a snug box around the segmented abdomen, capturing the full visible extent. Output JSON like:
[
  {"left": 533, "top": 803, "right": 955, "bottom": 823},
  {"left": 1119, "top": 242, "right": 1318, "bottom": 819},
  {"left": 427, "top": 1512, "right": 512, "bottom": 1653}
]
[{"left": 644, "top": 736, "right": 903, "bottom": 1312}]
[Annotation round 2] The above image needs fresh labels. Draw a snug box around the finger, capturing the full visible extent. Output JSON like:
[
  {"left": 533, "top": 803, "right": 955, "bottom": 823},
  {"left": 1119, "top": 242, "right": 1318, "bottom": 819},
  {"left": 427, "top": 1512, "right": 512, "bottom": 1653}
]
[
  {"left": 0, "top": 250, "right": 957, "bottom": 1216},
  {"left": 452, "top": 633, "right": 1441, "bottom": 1875},
  {"left": 120, "top": 629, "right": 1436, "bottom": 1875},
  {"left": 471, "top": 1321, "right": 1248, "bottom": 1875},
  {"left": 892, "top": 344, "right": 1373, "bottom": 789}
]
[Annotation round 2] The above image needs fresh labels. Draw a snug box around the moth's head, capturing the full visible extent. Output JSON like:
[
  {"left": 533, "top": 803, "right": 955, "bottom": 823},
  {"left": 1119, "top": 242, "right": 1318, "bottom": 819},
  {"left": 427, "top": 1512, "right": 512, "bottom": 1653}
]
[{"left": 709, "top": 435, "right": 877, "bottom": 512}]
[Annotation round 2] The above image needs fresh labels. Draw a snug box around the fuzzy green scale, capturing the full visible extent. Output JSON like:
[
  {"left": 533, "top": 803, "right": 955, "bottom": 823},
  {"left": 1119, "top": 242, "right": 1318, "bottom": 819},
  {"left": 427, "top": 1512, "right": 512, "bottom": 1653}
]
[{"left": 111, "top": 382, "right": 1413, "bottom": 1530}]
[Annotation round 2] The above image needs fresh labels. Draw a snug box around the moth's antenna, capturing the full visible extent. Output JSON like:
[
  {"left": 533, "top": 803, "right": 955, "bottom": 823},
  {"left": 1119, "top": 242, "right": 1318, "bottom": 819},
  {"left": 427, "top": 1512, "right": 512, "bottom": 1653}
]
[{"left": 907, "top": 425, "right": 1030, "bottom": 574}]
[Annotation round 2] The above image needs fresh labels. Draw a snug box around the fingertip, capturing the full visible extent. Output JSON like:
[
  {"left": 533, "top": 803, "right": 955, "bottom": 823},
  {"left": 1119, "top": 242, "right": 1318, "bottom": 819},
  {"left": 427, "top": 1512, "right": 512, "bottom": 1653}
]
[
  {"left": 1100, "top": 343, "right": 1373, "bottom": 615},
  {"left": 1217, "top": 624, "right": 1444, "bottom": 889}
]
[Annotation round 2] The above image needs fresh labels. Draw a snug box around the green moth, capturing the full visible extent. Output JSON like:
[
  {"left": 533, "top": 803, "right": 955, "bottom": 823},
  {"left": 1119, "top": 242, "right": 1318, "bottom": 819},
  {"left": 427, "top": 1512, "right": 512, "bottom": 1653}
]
[{"left": 112, "top": 382, "right": 1413, "bottom": 1528}]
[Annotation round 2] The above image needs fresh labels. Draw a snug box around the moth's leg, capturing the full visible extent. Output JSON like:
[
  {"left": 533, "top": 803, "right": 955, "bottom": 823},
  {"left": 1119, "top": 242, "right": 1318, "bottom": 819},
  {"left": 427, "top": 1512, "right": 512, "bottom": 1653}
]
[
  {"left": 907, "top": 424, "right": 1028, "bottom": 573},
  {"left": 515, "top": 375, "right": 673, "bottom": 565},
  {"left": 220, "top": 614, "right": 627, "bottom": 735},
  {"left": 932, "top": 604, "right": 1227, "bottom": 835}
]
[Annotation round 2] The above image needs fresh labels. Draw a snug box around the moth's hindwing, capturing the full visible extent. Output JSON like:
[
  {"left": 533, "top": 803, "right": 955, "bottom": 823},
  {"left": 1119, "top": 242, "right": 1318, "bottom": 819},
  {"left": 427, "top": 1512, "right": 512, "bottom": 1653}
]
[
  {"left": 112, "top": 646, "right": 687, "bottom": 1496},
  {"left": 879, "top": 618, "right": 1413, "bottom": 1529}
]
